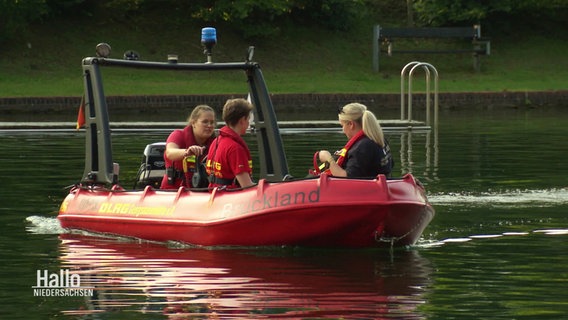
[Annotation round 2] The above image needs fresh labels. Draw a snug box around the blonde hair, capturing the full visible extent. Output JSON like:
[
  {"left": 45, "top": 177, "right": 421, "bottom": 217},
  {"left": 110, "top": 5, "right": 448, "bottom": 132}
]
[
  {"left": 187, "top": 104, "right": 215, "bottom": 125},
  {"left": 338, "top": 102, "right": 385, "bottom": 147}
]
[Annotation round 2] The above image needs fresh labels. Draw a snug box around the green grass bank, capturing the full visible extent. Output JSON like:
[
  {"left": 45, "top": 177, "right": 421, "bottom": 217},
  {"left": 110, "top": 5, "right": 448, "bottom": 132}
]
[{"left": 1, "top": 16, "right": 568, "bottom": 98}]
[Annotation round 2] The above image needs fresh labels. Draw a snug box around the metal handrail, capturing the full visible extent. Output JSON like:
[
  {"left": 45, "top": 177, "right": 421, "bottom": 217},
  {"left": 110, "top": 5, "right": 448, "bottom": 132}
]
[{"left": 400, "top": 62, "right": 439, "bottom": 127}]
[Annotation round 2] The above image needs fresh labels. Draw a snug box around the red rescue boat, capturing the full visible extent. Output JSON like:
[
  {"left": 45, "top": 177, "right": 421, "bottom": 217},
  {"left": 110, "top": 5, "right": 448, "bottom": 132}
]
[
  {"left": 57, "top": 30, "right": 434, "bottom": 248},
  {"left": 59, "top": 173, "right": 433, "bottom": 247}
]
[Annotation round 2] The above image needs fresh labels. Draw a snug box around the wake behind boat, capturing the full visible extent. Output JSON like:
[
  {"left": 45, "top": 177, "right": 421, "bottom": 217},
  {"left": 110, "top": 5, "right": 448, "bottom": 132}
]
[{"left": 57, "top": 28, "right": 434, "bottom": 248}]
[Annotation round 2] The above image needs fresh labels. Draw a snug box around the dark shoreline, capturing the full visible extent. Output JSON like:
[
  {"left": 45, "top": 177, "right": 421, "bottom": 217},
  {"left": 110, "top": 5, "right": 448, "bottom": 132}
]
[{"left": 1, "top": 91, "right": 567, "bottom": 122}]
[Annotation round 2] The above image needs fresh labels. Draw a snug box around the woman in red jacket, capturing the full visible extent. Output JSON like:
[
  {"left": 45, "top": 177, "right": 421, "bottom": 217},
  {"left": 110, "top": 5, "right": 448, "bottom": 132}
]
[{"left": 160, "top": 105, "right": 216, "bottom": 189}]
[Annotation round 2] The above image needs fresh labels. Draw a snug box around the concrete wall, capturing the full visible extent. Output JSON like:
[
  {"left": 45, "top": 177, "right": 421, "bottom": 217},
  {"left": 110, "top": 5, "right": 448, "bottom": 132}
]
[{"left": 1, "top": 91, "right": 567, "bottom": 122}]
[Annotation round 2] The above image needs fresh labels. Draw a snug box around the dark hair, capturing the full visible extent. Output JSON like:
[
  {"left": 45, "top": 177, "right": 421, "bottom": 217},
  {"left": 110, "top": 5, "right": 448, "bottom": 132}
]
[{"left": 222, "top": 98, "right": 253, "bottom": 126}]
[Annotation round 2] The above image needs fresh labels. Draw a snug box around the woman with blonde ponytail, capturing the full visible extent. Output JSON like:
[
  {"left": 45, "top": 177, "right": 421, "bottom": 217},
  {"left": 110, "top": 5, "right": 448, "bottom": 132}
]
[{"left": 319, "top": 102, "right": 394, "bottom": 178}]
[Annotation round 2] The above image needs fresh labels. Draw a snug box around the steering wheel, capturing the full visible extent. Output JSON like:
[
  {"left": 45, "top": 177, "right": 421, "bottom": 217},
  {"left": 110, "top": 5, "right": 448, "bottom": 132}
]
[{"left": 311, "top": 151, "right": 329, "bottom": 176}]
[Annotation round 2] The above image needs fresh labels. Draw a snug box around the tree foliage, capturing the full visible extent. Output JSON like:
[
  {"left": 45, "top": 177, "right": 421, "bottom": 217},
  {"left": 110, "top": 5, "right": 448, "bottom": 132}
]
[
  {"left": 188, "top": 0, "right": 295, "bottom": 38},
  {"left": 0, "top": 0, "right": 48, "bottom": 43},
  {"left": 0, "top": 0, "right": 85, "bottom": 43},
  {"left": 146, "top": 0, "right": 367, "bottom": 38},
  {"left": 1, "top": 0, "right": 567, "bottom": 44},
  {"left": 413, "top": 0, "right": 568, "bottom": 26},
  {"left": 0, "top": 0, "right": 367, "bottom": 42}
]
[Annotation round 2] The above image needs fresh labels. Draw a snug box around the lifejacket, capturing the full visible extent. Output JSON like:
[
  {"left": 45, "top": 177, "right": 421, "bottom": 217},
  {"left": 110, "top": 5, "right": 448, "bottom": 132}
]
[
  {"left": 206, "top": 126, "right": 252, "bottom": 188},
  {"left": 163, "top": 126, "right": 214, "bottom": 188},
  {"left": 320, "top": 130, "right": 366, "bottom": 175}
]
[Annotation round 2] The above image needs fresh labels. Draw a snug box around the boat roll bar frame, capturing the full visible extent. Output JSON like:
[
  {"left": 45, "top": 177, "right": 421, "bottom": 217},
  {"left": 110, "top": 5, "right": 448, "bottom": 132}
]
[{"left": 80, "top": 54, "right": 289, "bottom": 186}]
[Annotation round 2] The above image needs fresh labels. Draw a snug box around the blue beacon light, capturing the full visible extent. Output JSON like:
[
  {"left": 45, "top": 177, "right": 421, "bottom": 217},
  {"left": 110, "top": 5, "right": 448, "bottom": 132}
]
[{"left": 201, "top": 27, "right": 217, "bottom": 63}]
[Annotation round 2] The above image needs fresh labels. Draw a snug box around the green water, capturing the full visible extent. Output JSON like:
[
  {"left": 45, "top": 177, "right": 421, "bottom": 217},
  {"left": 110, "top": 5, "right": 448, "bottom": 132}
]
[{"left": 1, "top": 107, "right": 567, "bottom": 319}]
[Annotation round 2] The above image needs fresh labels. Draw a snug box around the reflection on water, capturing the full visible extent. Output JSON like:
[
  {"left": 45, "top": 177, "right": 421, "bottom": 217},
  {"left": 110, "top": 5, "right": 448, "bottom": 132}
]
[
  {"left": 398, "top": 128, "right": 439, "bottom": 182},
  {"left": 58, "top": 235, "right": 433, "bottom": 318},
  {"left": 3, "top": 108, "right": 568, "bottom": 319}
]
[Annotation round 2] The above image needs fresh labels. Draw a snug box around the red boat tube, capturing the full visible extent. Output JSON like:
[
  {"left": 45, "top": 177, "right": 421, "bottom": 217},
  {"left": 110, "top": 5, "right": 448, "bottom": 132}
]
[{"left": 58, "top": 174, "right": 434, "bottom": 248}]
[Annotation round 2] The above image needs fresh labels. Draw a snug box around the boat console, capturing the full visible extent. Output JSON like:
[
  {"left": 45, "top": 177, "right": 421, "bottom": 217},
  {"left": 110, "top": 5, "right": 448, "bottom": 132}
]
[{"left": 134, "top": 142, "right": 166, "bottom": 189}]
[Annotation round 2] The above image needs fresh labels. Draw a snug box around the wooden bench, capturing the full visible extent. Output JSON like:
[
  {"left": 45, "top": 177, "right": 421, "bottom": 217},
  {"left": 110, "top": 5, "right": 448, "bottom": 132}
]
[{"left": 372, "top": 25, "right": 490, "bottom": 72}]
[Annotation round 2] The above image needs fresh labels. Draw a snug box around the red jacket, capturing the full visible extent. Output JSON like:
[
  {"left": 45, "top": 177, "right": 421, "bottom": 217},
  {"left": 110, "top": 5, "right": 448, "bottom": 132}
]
[
  {"left": 160, "top": 126, "right": 214, "bottom": 189},
  {"left": 206, "top": 126, "right": 252, "bottom": 189}
]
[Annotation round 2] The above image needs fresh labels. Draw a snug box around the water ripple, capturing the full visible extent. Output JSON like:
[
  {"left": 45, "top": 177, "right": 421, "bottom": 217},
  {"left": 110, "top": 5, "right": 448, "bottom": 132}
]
[{"left": 429, "top": 188, "right": 568, "bottom": 207}]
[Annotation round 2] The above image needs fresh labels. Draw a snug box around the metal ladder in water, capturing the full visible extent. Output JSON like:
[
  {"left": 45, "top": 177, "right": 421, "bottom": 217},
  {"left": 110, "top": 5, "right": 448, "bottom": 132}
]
[
  {"left": 400, "top": 61, "right": 439, "bottom": 128},
  {"left": 399, "top": 61, "right": 439, "bottom": 181}
]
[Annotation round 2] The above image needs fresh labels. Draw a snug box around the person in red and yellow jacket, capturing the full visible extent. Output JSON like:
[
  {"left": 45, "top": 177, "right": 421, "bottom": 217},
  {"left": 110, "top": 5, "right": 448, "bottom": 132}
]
[
  {"left": 206, "top": 98, "right": 254, "bottom": 189},
  {"left": 160, "top": 105, "right": 216, "bottom": 189}
]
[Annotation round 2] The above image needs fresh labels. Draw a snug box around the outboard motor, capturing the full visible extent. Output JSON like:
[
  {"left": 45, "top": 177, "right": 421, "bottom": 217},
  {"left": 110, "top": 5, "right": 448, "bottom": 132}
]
[{"left": 134, "top": 142, "right": 166, "bottom": 189}]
